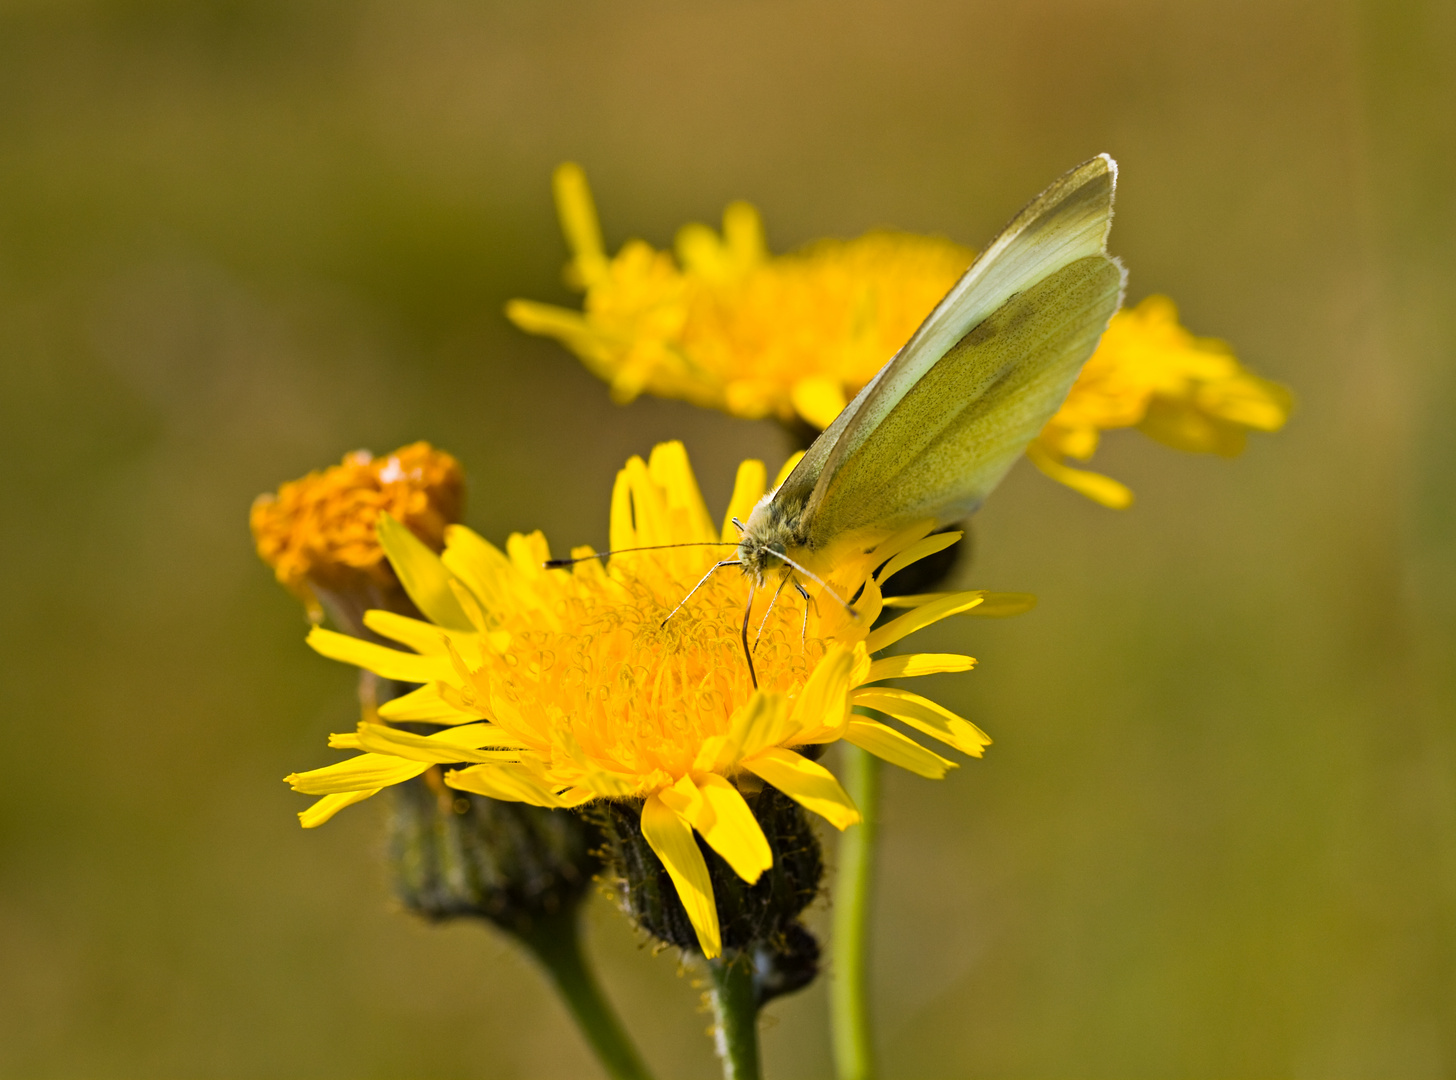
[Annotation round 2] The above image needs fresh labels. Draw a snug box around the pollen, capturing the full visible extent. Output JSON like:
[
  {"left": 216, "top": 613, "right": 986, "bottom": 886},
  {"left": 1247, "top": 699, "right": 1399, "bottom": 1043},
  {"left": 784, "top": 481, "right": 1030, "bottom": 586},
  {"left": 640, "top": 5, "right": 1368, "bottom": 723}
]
[{"left": 465, "top": 550, "right": 826, "bottom": 782}]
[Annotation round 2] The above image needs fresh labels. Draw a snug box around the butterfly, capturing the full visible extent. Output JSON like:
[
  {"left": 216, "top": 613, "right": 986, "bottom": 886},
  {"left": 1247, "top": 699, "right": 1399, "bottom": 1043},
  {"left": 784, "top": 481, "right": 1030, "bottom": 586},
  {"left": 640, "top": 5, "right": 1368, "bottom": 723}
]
[{"left": 556, "top": 155, "right": 1124, "bottom": 685}]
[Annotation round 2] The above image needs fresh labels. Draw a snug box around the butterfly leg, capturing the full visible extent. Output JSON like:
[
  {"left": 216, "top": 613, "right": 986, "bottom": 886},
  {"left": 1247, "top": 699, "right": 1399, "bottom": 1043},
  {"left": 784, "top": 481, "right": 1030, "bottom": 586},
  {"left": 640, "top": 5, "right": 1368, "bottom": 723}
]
[
  {"left": 793, "top": 579, "right": 813, "bottom": 648},
  {"left": 740, "top": 581, "right": 759, "bottom": 690},
  {"left": 660, "top": 559, "right": 741, "bottom": 628},
  {"left": 753, "top": 574, "right": 791, "bottom": 653}
]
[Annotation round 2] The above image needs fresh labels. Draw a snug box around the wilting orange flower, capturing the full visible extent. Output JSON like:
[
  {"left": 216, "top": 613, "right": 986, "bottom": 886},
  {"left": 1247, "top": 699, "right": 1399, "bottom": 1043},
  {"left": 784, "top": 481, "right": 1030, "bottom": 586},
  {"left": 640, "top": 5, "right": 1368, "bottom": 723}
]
[{"left": 250, "top": 442, "right": 464, "bottom": 618}]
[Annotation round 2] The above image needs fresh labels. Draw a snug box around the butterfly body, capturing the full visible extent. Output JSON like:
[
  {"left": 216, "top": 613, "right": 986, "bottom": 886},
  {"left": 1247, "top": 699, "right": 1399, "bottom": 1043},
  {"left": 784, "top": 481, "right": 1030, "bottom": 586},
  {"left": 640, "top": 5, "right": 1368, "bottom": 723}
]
[
  {"left": 737, "top": 156, "right": 1124, "bottom": 598},
  {"left": 735, "top": 489, "right": 811, "bottom": 586}
]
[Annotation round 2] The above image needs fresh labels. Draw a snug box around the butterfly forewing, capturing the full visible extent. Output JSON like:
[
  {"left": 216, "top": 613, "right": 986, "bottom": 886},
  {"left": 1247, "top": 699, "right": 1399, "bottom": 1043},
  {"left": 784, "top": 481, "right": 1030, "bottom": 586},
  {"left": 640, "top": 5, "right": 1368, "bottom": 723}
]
[
  {"left": 803, "top": 254, "right": 1124, "bottom": 546},
  {"left": 762, "top": 154, "right": 1122, "bottom": 554}
]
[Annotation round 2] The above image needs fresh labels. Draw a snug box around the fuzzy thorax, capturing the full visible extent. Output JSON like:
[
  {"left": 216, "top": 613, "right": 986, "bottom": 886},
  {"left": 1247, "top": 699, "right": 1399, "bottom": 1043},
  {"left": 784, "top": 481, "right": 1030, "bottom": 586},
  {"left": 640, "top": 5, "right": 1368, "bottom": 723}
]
[{"left": 735, "top": 491, "right": 809, "bottom": 585}]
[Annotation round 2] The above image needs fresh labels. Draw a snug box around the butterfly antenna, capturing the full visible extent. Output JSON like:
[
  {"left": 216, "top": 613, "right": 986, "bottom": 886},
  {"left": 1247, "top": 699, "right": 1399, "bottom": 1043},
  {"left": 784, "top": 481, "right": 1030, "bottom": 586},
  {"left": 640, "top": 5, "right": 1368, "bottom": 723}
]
[
  {"left": 660, "top": 559, "right": 741, "bottom": 628},
  {"left": 753, "top": 574, "right": 791, "bottom": 653},
  {"left": 543, "top": 540, "right": 737, "bottom": 569},
  {"left": 740, "top": 582, "right": 758, "bottom": 690}
]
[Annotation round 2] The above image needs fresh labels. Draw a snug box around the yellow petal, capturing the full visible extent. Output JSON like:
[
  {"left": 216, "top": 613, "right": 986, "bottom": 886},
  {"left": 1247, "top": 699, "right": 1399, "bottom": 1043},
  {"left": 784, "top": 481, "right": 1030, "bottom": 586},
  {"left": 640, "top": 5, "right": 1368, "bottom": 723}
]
[
  {"left": 445, "top": 763, "right": 567, "bottom": 808},
  {"left": 657, "top": 773, "right": 709, "bottom": 824},
  {"left": 864, "top": 592, "right": 987, "bottom": 653},
  {"left": 376, "top": 513, "right": 474, "bottom": 630},
  {"left": 865, "top": 521, "right": 937, "bottom": 574},
  {"left": 852, "top": 687, "right": 991, "bottom": 757},
  {"left": 556, "top": 786, "right": 598, "bottom": 808},
  {"left": 503, "top": 299, "right": 597, "bottom": 350},
  {"left": 788, "top": 643, "right": 855, "bottom": 741},
  {"left": 791, "top": 376, "right": 848, "bottom": 431},
  {"left": 376, "top": 683, "right": 480, "bottom": 724},
  {"left": 648, "top": 441, "right": 717, "bottom": 543},
  {"left": 641, "top": 794, "right": 722, "bottom": 958},
  {"left": 306, "top": 627, "right": 454, "bottom": 684},
  {"left": 609, "top": 457, "right": 640, "bottom": 554},
  {"left": 742, "top": 747, "right": 860, "bottom": 831},
  {"left": 879, "top": 591, "right": 1037, "bottom": 616},
  {"left": 660, "top": 775, "right": 773, "bottom": 884},
  {"left": 362, "top": 610, "right": 453, "bottom": 655},
  {"left": 355, "top": 722, "right": 522, "bottom": 764},
  {"left": 721, "top": 459, "right": 767, "bottom": 542},
  {"left": 299, "top": 788, "right": 380, "bottom": 828},
  {"left": 864, "top": 653, "right": 977, "bottom": 682},
  {"left": 876, "top": 530, "right": 963, "bottom": 587},
  {"left": 844, "top": 719, "right": 956, "bottom": 779},
  {"left": 772, "top": 451, "right": 805, "bottom": 490},
  {"left": 721, "top": 200, "right": 767, "bottom": 266},
  {"left": 285, "top": 753, "right": 430, "bottom": 795},
  {"left": 448, "top": 579, "right": 492, "bottom": 634},
  {"left": 440, "top": 525, "right": 509, "bottom": 605},
  {"left": 729, "top": 691, "right": 793, "bottom": 761},
  {"left": 697, "top": 775, "right": 774, "bottom": 883},
  {"left": 552, "top": 161, "right": 608, "bottom": 287},
  {"left": 1025, "top": 442, "right": 1134, "bottom": 509},
  {"left": 675, "top": 221, "right": 729, "bottom": 275}
]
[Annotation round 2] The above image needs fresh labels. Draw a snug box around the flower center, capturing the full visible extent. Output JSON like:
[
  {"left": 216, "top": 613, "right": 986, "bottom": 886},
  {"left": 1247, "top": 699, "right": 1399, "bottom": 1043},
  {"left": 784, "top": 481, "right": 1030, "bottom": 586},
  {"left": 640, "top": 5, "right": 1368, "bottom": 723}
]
[{"left": 475, "top": 560, "right": 826, "bottom": 780}]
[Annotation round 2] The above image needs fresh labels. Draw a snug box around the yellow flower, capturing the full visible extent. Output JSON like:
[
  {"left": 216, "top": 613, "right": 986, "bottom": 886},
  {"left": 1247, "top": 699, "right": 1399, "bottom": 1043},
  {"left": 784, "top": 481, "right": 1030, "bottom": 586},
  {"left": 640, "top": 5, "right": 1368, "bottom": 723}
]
[
  {"left": 250, "top": 442, "right": 464, "bottom": 619},
  {"left": 1026, "top": 296, "right": 1294, "bottom": 508},
  {"left": 507, "top": 165, "right": 1291, "bottom": 507},
  {"left": 506, "top": 163, "right": 973, "bottom": 430},
  {"left": 287, "top": 441, "right": 1022, "bottom": 957}
]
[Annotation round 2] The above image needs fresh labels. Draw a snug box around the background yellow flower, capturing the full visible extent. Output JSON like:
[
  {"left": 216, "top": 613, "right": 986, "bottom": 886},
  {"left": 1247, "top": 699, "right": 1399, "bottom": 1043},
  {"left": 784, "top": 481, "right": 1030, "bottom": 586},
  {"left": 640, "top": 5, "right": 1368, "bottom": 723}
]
[{"left": 509, "top": 166, "right": 1291, "bottom": 508}]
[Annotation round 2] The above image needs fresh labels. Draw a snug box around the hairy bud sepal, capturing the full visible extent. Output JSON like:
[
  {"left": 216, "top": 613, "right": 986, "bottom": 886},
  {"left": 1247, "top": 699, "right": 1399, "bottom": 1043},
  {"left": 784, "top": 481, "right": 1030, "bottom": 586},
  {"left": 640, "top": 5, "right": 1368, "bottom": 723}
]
[{"left": 597, "top": 785, "right": 823, "bottom": 1006}]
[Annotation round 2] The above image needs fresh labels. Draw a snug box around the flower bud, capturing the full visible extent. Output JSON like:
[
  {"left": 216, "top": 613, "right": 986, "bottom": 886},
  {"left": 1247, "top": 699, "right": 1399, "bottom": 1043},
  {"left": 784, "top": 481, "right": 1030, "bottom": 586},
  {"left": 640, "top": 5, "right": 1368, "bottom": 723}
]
[
  {"left": 597, "top": 785, "right": 823, "bottom": 1005},
  {"left": 388, "top": 769, "right": 598, "bottom": 934}
]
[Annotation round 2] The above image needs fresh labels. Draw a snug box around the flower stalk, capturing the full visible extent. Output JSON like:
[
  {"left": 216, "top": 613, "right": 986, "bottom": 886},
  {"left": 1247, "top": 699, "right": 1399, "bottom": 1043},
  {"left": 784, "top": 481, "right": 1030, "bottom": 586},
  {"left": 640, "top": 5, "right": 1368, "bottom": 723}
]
[
  {"left": 251, "top": 444, "right": 652, "bottom": 1080},
  {"left": 830, "top": 744, "right": 879, "bottom": 1080},
  {"left": 707, "top": 952, "right": 763, "bottom": 1080},
  {"left": 516, "top": 907, "right": 656, "bottom": 1080}
]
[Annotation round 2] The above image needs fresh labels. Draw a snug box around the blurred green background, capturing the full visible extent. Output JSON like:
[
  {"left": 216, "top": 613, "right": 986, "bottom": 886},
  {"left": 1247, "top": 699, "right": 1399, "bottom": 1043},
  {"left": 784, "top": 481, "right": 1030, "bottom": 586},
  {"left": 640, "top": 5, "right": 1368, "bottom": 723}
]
[{"left": 2, "top": 1, "right": 1454, "bottom": 1076}]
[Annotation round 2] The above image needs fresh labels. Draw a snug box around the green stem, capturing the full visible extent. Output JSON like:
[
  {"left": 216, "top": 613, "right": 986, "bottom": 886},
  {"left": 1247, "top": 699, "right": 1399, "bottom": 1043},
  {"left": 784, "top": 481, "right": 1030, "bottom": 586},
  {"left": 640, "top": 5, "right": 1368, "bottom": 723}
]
[
  {"left": 707, "top": 952, "right": 762, "bottom": 1080},
  {"left": 831, "top": 744, "right": 880, "bottom": 1080},
  {"left": 516, "top": 909, "right": 656, "bottom": 1080}
]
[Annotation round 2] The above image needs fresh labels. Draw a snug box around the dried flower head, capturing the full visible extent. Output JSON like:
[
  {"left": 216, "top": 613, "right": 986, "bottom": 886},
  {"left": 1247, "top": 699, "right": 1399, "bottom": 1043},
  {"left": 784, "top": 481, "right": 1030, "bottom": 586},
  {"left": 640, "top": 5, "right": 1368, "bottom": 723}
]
[{"left": 251, "top": 442, "right": 464, "bottom": 620}]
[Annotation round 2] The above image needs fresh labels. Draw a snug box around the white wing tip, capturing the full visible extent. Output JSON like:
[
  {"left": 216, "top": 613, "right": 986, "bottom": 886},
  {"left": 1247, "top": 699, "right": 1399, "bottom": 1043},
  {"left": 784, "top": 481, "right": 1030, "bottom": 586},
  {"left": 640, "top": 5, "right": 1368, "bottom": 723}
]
[{"left": 1092, "top": 153, "right": 1119, "bottom": 250}]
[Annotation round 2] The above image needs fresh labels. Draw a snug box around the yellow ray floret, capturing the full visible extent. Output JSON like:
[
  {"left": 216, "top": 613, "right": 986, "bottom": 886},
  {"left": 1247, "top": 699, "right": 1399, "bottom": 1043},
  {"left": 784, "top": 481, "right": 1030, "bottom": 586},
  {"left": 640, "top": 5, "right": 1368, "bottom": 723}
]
[
  {"left": 507, "top": 165, "right": 1291, "bottom": 507},
  {"left": 286, "top": 441, "right": 1008, "bottom": 957},
  {"left": 1027, "top": 295, "right": 1294, "bottom": 507}
]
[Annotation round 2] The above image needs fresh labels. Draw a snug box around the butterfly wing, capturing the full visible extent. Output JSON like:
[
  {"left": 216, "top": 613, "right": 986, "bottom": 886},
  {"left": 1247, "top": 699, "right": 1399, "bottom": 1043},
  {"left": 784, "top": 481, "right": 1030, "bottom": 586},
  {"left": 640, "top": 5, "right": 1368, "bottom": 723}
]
[{"left": 785, "top": 154, "right": 1124, "bottom": 549}]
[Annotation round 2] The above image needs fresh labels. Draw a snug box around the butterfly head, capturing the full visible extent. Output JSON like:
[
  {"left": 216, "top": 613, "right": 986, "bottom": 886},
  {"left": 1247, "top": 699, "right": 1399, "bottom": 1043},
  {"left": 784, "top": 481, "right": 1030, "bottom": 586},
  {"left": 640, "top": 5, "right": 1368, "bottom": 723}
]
[{"left": 734, "top": 490, "right": 811, "bottom": 587}]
